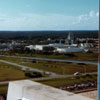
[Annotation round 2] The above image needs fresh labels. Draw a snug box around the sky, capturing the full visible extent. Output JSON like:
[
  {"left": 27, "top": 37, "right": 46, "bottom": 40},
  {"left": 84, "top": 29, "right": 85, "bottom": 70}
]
[{"left": 0, "top": 0, "right": 99, "bottom": 30}]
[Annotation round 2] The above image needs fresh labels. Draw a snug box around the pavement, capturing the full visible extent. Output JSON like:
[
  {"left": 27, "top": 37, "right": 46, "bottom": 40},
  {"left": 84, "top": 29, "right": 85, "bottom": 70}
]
[
  {"left": 0, "top": 60, "right": 55, "bottom": 75},
  {"left": 80, "top": 90, "right": 97, "bottom": 100},
  {"left": 0, "top": 55, "right": 98, "bottom": 65}
]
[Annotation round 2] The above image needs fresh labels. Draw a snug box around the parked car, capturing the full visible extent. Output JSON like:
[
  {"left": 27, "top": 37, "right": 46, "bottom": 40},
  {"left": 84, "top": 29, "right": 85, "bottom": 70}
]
[{"left": 74, "top": 72, "right": 81, "bottom": 76}]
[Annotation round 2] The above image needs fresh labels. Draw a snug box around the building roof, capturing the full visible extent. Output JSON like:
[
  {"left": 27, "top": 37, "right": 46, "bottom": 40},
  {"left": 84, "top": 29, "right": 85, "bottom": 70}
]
[{"left": 7, "top": 80, "right": 93, "bottom": 100}]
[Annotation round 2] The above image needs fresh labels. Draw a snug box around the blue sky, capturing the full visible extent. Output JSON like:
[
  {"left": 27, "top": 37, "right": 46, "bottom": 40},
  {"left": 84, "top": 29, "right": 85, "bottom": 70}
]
[{"left": 0, "top": 0, "right": 99, "bottom": 30}]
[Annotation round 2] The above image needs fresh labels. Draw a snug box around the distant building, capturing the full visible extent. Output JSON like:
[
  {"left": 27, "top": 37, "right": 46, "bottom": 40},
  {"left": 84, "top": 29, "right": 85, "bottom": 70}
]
[
  {"left": 25, "top": 32, "right": 90, "bottom": 53},
  {"left": 55, "top": 47, "right": 86, "bottom": 53},
  {"left": 0, "top": 43, "right": 9, "bottom": 51},
  {"left": 26, "top": 45, "right": 48, "bottom": 51},
  {"left": 26, "top": 43, "right": 88, "bottom": 53},
  {"left": 35, "top": 45, "right": 46, "bottom": 51},
  {"left": 65, "top": 33, "right": 74, "bottom": 45},
  {"left": 25, "top": 45, "right": 36, "bottom": 50},
  {"left": 48, "top": 43, "right": 65, "bottom": 48},
  {"left": 9, "top": 41, "right": 22, "bottom": 49}
]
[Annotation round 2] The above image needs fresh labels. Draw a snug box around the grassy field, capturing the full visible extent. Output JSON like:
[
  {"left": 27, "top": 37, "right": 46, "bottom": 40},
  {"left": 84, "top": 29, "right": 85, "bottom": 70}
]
[
  {"left": 0, "top": 52, "right": 97, "bottom": 96},
  {"left": 38, "top": 74, "right": 97, "bottom": 87},
  {"left": 1, "top": 57, "right": 97, "bottom": 75},
  {"left": 0, "top": 85, "right": 8, "bottom": 95},
  {"left": 2, "top": 57, "right": 22, "bottom": 63},
  {"left": 21, "top": 62, "right": 97, "bottom": 75},
  {"left": 0, "top": 52, "right": 98, "bottom": 61},
  {"left": 0, "top": 62, "right": 28, "bottom": 81}
]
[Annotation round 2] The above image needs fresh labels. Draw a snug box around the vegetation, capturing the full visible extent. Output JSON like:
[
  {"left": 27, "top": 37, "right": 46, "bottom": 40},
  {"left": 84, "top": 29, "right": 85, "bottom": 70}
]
[
  {"left": 0, "top": 62, "right": 27, "bottom": 81},
  {"left": 0, "top": 85, "right": 8, "bottom": 95},
  {"left": 25, "top": 71, "right": 43, "bottom": 78},
  {"left": 0, "top": 31, "right": 98, "bottom": 96},
  {"left": 1, "top": 57, "right": 97, "bottom": 75},
  {"left": 0, "top": 31, "right": 98, "bottom": 40},
  {"left": 0, "top": 74, "right": 97, "bottom": 95},
  {"left": 38, "top": 74, "right": 97, "bottom": 87},
  {"left": 0, "top": 62, "right": 45, "bottom": 81},
  {"left": 21, "top": 62, "right": 97, "bottom": 75},
  {"left": 1, "top": 52, "right": 98, "bottom": 61},
  {"left": 43, "top": 46, "right": 55, "bottom": 53}
]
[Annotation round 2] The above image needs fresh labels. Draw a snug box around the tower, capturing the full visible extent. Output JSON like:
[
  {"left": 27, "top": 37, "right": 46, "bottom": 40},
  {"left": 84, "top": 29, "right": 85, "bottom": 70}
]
[{"left": 65, "top": 32, "right": 74, "bottom": 45}]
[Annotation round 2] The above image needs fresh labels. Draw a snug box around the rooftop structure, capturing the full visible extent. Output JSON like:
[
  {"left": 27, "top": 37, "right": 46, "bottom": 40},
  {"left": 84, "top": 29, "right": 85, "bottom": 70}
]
[
  {"left": 7, "top": 80, "right": 93, "bottom": 100},
  {"left": 65, "top": 33, "right": 74, "bottom": 45}
]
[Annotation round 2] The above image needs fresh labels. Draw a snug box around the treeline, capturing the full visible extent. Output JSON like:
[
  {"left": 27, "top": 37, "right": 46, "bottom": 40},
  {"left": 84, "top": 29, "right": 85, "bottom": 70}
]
[{"left": 0, "top": 30, "right": 98, "bottom": 40}]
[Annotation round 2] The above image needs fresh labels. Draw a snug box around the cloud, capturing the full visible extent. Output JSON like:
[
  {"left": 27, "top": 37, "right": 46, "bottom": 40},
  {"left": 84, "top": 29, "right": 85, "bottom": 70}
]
[
  {"left": 0, "top": 11, "right": 99, "bottom": 30},
  {"left": 89, "top": 10, "right": 95, "bottom": 17},
  {"left": 72, "top": 10, "right": 99, "bottom": 30},
  {"left": 96, "top": 11, "right": 99, "bottom": 17},
  {"left": 0, "top": 13, "right": 76, "bottom": 30}
]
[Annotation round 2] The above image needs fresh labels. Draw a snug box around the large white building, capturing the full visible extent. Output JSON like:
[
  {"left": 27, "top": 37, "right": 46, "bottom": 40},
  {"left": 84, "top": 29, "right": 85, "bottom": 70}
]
[
  {"left": 26, "top": 45, "right": 48, "bottom": 51},
  {"left": 26, "top": 43, "right": 88, "bottom": 53},
  {"left": 55, "top": 47, "right": 86, "bottom": 53},
  {"left": 7, "top": 80, "right": 93, "bottom": 100},
  {"left": 25, "top": 33, "right": 88, "bottom": 53}
]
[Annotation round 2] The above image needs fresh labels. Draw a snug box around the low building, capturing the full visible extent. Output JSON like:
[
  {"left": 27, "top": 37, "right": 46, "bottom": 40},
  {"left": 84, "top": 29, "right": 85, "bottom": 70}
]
[
  {"left": 35, "top": 45, "right": 47, "bottom": 51},
  {"left": 26, "top": 45, "right": 48, "bottom": 51},
  {"left": 0, "top": 43, "right": 9, "bottom": 51},
  {"left": 55, "top": 47, "right": 87, "bottom": 53},
  {"left": 25, "top": 45, "right": 36, "bottom": 50},
  {"left": 48, "top": 43, "right": 65, "bottom": 48},
  {"left": 25, "top": 43, "right": 88, "bottom": 53}
]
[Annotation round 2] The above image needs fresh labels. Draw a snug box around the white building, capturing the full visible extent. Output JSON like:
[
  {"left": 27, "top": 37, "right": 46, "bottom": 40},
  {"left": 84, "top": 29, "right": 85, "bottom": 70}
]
[
  {"left": 26, "top": 44, "right": 88, "bottom": 53},
  {"left": 7, "top": 80, "right": 93, "bottom": 100},
  {"left": 55, "top": 47, "right": 86, "bottom": 53},
  {"left": 48, "top": 43, "right": 65, "bottom": 48},
  {"left": 35, "top": 45, "right": 47, "bottom": 51},
  {"left": 25, "top": 45, "right": 36, "bottom": 50},
  {"left": 0, "top": 43, "right": 9, "bottom": 51},
  {"left": 26, "top": 45, "right": 47, "bottom": 51}
]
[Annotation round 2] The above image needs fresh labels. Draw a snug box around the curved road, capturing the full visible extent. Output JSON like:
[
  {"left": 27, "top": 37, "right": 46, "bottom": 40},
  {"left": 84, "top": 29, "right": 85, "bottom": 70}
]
[
  {"left": 0, "top": 60, "right": 57, "bottom": 77},
  {"left": 0, "top": 59, "right": 97, "bottom": 85}
]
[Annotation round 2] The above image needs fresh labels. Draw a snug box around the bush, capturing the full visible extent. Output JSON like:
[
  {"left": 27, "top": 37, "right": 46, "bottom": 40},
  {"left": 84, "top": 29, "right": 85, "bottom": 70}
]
[
  {"left": 25, "top": 71, "right": 43, "bottom": 78},
  {"left": 64, "top": 53, "right": 76, "bottom": 57}
]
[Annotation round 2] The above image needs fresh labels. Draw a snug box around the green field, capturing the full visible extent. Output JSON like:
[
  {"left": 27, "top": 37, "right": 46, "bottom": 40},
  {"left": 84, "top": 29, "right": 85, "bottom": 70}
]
[
  {"left": 0, "top": 74, "right": 97, "bottom": 95},
  {"left": 38, "top": 74, "right": 97, "bottom": 87},
  {"left": 0, "top": 52, "right": 98, "bottom": 95},
  {"left": 2, "top": 57, "right": 22, "bottom": 63},
  {"left": 0, "top": 62, "right": 28, "bottom": 81},
  {"left": 0, "top": 52, "right": 98, "bottom": 61},
  {"left": 1, "top": 57, "right": 97, "bottom": 75},
  {"left": 21, "top": 62, "right": 97, "bottom": 75},
  {"left": 0, "top": 85, "right": 8, "bottom": 95}
]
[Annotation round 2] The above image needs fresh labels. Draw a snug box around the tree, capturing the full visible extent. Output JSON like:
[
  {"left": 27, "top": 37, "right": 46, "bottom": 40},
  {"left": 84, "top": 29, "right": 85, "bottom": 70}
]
[{"left": 43, "top": 46, "right": 55, "bottom": 53}]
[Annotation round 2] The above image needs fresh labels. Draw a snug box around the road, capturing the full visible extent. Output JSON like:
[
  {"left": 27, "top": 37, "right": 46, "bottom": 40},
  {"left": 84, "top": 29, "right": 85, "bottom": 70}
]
[
  {"left": 0, "top": 59, "right": 97, "bottom": 86},
  {"left": 0, "top": 55, "right": 98, "bottom": 65},
  {"left": 0, "top": 72, "right": 97, "bottom": 86},
  {"left": 0, "top": 60, "right": 57, "bottom": 77}
]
